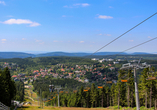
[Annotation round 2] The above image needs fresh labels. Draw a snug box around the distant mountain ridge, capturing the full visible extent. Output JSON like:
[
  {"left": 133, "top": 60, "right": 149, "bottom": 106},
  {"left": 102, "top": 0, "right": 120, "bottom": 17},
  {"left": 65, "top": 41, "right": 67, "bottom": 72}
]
[
  {"left": 0, "top": 52, "right": 35, "bottom": 59},
  {"left": 0, "top": 51, "right": 154, "bottom": 59}
]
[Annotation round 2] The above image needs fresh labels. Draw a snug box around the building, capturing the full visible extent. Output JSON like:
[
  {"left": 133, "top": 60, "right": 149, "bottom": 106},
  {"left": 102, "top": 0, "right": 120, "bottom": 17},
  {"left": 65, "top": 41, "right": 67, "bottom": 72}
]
[
  {"left": 91, "top": 58, "right": 99, "bottom": 61},
  {"left": 113, "top": 62, "right": 119, "bottom": 64}
]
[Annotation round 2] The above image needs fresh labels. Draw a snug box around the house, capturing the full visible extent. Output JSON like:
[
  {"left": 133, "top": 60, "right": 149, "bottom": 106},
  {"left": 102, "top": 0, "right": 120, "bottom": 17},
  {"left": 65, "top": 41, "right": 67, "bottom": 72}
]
[
  {"left": 108, "top": 64, "right": 112, "bottom": 66},
  {"left": 61, "top": 68, "right": 65, "bottom": 72},
  {"left": 14, "top": 78, "right": 20, "bottom": 82},
  {"left": 75, "top": 70, "right": 80, "bottom": 73},
  {"left": 108, "top": 59, "right": 114, "bottom": 61},
  {"left": 110, "top": 67, "right": 115, "bottom": 71},
  {"left": 24, "top": 85, "right": 32, "bottom": 89},
  {"left": 99, "top": 58, "right": 105, "bottom": 63},
  {"left": 103, "top": 77, "right": 106, "bottom": 80},
  {"left": 84, "top": 79, "right": 89, "bottom": 83},
  {"left": 117, "top": 59, "right": 124, "bottom": 61},
  {"left": 12, "top": 75, "right": 17, "bottom": 78},
  {"left": 68, "top": 73, "right": 73, "bottom": 76},
  {"left": 91, "top": 58, "right": 99, "bottom": 61}
]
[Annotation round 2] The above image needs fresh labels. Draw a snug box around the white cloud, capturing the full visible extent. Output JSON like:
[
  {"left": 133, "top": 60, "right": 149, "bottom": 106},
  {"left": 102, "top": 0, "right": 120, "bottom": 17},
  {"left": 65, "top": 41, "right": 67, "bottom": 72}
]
[
  {"left": 53, "top": 40, "right": 59, "bottom": 42},
  {"left": 98, "top": 15, "right": 113, "bottom": 19},
  {"left": 90, "top": 42, "right": 95, "bottom": 43},
  {"left": 148, "top": 36, "right": 152, "bottom": 39},
  {"left": 64, "top": 3, "right": 90, "bottom": 8},
  {"left": 129, "top": 40, "right": 134, "bottom": 42},
  {"left": 109, "top": 6, "right": 113, "bottom": 8},
  {"left": 7, "top": 15, "right": 14, "bottom": 17},
  {"left": 1, "top": 39, "right": 6, "bottom": 42},
  {"left": 73, "top": 3, "right": 80, "bottom": 6},
  {"left": 73, "top": 3, "right": 90, "bottom": 7},
  {"left": 39, "top": 42, "right": 45, "bottom": 44},
  {"left": 22, "top": 38, "right": 26, "bottom": 40},
  {"left": 98, "top": 34, "right": 111, "bottom": 36},
  {"left": 29, "top": 22, "right": 40, "bottom": 27},
  {"left": 62, "top": 15, "right": 66, "bottom": 17},
  {"left": 63, "top": 5, "right": 68, "bottom": 8},
  {"left": 98, "top": 34, "right": 102, "bottom": 36},
  {"left": 0, "top": 1, "right": 5, "bottom": 5},
  {"left": 35, "top": 39, "right": 41, "bottom": 42},
  {"left": 105, "top": 34, "right": 111, "bottom": 36},
  {"left": 1, "top": 39, "right": 6, "bottom": 43},
  {"left": 79, "top": 41, "right": 84, "bottom": 43},
  {"left": 2, "top": 19, "right": 40, "bottom": 27},
  {"left": 82, "top": 3, "right": 90, "bottom": 7}
]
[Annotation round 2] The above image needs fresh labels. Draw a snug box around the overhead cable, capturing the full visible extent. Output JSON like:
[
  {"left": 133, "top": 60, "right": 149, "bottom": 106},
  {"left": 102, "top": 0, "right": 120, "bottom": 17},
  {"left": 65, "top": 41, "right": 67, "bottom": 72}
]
[{"left": 89, "top": 12, "right": 157, "bottom": 57}]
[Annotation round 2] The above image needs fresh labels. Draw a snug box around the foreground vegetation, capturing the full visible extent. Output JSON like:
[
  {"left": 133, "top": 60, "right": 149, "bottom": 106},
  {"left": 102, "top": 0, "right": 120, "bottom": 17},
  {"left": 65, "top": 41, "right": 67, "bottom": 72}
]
[{"left": 32, "top": 68, "right": 157, "bottom": 109}]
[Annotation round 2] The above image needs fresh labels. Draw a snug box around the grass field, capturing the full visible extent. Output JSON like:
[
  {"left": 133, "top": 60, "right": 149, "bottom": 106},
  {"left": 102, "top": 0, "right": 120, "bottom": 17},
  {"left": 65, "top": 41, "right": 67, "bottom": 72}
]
[{"left": 18, "top": 106, "right": 113, "bottom": 110}]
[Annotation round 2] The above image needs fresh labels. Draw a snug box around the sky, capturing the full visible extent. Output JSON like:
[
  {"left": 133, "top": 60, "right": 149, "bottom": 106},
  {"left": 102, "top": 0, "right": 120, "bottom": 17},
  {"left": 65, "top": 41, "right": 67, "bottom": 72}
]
[{"left": 0, "top": 0, "right": 157, "bottom": 53}]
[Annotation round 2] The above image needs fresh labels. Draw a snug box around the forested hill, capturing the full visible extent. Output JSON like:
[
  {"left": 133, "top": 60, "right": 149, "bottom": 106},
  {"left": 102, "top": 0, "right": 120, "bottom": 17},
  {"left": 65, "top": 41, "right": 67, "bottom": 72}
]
[
  {"left": 0, "top": 56, "right": 97, "bottom": 71},
  {"left": 0, "top": 52, "right": 35, "bottom": 59},
  {"left": 35, "top": 52, "right": 90, "bottom": 57},
  {"left": 0, "top": 51, "right": 155, "bottom": 59}
]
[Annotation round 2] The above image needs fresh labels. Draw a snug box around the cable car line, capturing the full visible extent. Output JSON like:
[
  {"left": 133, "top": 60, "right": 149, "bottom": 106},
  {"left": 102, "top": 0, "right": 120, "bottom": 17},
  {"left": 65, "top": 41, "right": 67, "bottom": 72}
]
[{"left": 87, "top": 12, "right": 157, "bottom": 58}]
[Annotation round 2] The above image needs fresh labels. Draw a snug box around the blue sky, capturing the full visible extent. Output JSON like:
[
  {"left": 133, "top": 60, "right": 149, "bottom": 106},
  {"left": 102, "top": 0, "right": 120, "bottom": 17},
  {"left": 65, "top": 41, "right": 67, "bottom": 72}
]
[{"left": 0, "top": 0, "right": 157, "bottom": 53}]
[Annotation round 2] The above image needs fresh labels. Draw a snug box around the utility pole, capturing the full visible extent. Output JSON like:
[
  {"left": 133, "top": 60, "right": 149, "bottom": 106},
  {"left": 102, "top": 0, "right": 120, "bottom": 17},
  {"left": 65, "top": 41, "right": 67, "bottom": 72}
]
[
  {"left": 54, "top": 85, "right": 62, "bottom": 107},
  {"left": 134, "top": 67, "right": 140, "bottom": 110},
  {"left": 121, "top": 59, "right": 150, "bottom": 110}
]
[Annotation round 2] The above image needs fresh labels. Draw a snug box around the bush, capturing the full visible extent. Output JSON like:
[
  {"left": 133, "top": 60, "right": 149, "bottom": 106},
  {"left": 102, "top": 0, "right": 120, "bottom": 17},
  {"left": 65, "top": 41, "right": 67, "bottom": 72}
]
[{"left": 113, "top": 105, "right": 122, "bottom": 109}]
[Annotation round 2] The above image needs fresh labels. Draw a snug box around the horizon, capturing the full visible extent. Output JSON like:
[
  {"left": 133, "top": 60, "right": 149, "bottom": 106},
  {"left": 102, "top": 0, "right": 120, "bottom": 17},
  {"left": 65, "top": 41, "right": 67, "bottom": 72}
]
[
  {"left": 0, "top": 0, "right": 157, "bottom": 52},
  {"left": 0, "top": 51, "right": 156, "bottom": 55}
]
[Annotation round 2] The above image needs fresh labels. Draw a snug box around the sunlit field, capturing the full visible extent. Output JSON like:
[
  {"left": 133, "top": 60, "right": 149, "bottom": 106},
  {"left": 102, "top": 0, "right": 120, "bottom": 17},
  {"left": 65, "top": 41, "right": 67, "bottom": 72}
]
[{"left": 18, "top": 106, "right": 112, "bottom": 110}]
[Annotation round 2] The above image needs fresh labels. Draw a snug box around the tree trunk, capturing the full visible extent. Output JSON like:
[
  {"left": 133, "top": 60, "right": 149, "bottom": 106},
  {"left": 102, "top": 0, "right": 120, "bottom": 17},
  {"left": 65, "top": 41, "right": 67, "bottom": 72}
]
[
  {"left": 95, "top": 97, "right": 97, "bottom": 107},
  {"left": 131, "top": 91, "right": 133, "bottom": 108},
  {"left": 110, "top": 97, "right": 111, "bottom": 106},
  {"left": 127, "top": 86, "right": 130, "bottom": 107},
  {"left": 87, "top": 99, "right": 89, "bottom": 108},
  {"left": 118, "top": 88, "right": 120, "bottom": 109},
  {"left": 113, "top": 97, "right": 114, "bottom": 106},
  {"left": 107, "top": 94, "right": 109, "bottom": 107},
  {"left": 150, "top": 86, "right": 152, "bottom": 108},
  {"left": 155, "top": 99, "right": 156, "bottom": 110},
  {"left": 145, "top": 91, "right": 147, "bottom": 108},
  {"left": 101, "top": 94, "right": 103, "bottom": 107}
]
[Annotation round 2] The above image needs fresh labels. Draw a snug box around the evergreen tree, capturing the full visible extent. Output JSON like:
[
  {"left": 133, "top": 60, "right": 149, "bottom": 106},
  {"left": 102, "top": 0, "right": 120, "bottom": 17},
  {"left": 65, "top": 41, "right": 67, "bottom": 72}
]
[
  {"left": 0, "top": 67, "right": 16, "bottom": 106},
  {"left": 126, "top": 69, "right": 134, "bottom": 107},
  {"left": 110, "top": 84, "right": 116, "bottom": 106},
  {"left": 90, "top": 83, "right": 97, "bottom": 107}
]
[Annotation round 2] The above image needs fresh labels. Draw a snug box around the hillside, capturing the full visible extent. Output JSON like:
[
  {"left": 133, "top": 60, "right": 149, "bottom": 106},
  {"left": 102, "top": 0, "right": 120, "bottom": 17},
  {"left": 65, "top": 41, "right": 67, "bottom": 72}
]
[
  {"left": 0, "top": 52, "right": 35, "bottom": 59},
  {"left": 0, "top": 51, "right": 155, "bottom": 59}
]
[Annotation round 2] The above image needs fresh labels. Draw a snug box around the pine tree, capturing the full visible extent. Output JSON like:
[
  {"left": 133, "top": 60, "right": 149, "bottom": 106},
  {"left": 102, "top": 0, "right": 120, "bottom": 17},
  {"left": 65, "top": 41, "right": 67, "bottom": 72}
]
[
  {"left": 116, "top": 69, "right": 127, "bottom": 108},
  {"left": 90, "top": 83, "right": 96, "bottom": 107},
  {"left": 139, "top": 68, "right": 149, "bottom": 108},
  {"left": 126, "top": 69, "right": 134, "bottom": 107},
  {"left": 105, "top": 85, "right": 110, "bottom": 107},
  {"left": 110, "top": 84, "right": 116, "bottom": 106},
  {"left": 78, "top": 86, "right": 85, "bottom": 107},
  {"left": 0, "top": 67, "right": 16, "bottom": 106},
  {"left": 99, "top": 86, "right": 105, "bottom": 107}
]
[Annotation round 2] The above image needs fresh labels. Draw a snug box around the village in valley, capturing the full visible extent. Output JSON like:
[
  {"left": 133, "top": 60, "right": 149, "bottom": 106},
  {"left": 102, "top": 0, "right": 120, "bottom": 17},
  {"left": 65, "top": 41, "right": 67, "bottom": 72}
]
[{"left": 0, "top": 58, "right": 128, "bottom": 85}]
